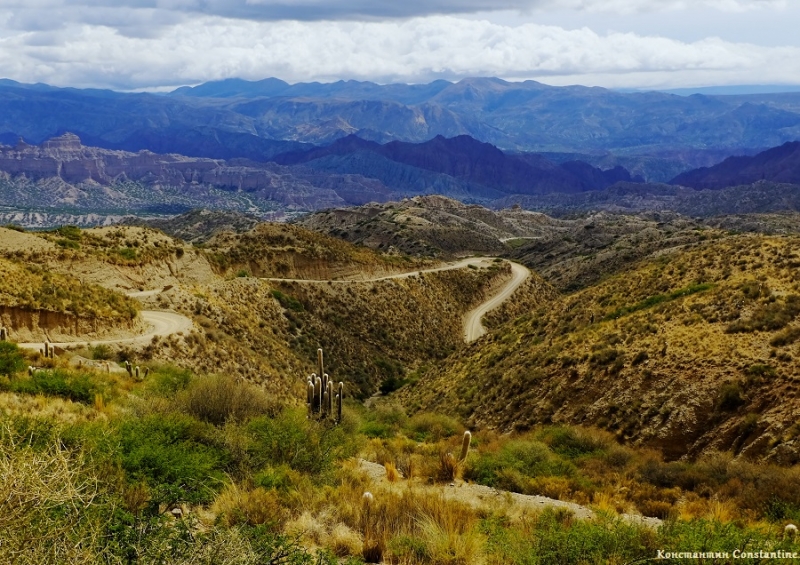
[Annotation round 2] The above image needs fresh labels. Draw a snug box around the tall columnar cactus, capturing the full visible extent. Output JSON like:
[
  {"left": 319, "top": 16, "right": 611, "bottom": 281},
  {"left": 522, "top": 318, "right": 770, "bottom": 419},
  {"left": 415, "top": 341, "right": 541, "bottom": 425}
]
[
  {"left": 125, "top": 361, "right": 133, "bottom": 377},
  {"left": 0, "top": 327, "right": 7, "bottom": 341},
  {"left": 305, "top": 349, "right": 344, "bottom": 423},
  {"left": 144, "top": 367, "right": 151, "bottom": 378},
  {"left": 135, "top": 366, "right": 140, "bottom": 379},
  {"left": 44, "top": 342, "right": 50, "bottom": 358},
  {"left": 336, "top": 382, "right": 344, "bottom": 424},
  {"left": 459, "top": 431, "right": 472, "bottom": 462}
]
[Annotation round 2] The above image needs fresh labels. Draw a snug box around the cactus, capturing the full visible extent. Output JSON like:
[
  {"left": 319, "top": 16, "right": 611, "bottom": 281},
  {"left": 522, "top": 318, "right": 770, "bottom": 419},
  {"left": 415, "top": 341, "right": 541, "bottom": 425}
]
[
  {"left": 0, "top": 327, "right": 7, "bottom": 341},
  {"left": 304, "top": 349, "right": 344, "bottom": 423},
  {"left": 44, "top": 342, "right": 50, "bottom": 358},
  {"left": 28, "top": 366, "right": 34, "bottom": 376},
  {"left": 125, "top": 361, "right": 133, "bottom": 377},
  {"left": 459, "top": 431, "right": 472, "bottom": 462},
  {"left": 336, "top": 382, "right": 344, "bottom": 424},
  {"left": 135, "top": 366, "right": 140, "bottom": 379},
  {"left": 144, "top": 367, "right": 150, "bottom": 378}
]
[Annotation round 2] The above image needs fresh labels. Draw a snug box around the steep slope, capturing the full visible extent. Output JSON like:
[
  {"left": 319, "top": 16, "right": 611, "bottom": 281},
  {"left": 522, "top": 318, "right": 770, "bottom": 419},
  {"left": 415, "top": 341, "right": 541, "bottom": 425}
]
[
  {"left": 401, "top": 234, "right": 800, "bottom": 463},
  {"left": 671, "top": 141, "right": 800, "bottom": 189}
]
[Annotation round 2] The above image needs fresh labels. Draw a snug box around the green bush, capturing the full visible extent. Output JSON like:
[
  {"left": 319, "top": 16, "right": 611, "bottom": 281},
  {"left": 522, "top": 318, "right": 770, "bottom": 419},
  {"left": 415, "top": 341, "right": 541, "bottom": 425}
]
[
  {"left": 270, "top": 289, "right": 304, "bottom": 312},
  {"left": 538, "top": 426, "right": 610, "bottom": 459},
  {"left": 8, "top": 369, "right": 100, "bottom": 404},
  {"left": 404, "top": 412, "right": 463, "bottom": 442},
  {"left": 0, "top": 341, "right": 25, "bottom": 377},
  {"left": 144, "top": 365, "right": 193, "bottom": 396},
  {"left": 179, "top": 374, "right": 275, "bottom": 426},
  {"left": 90, "top": 343, "right": 113, "bottom": 360},
  {"left": 117, "top": 413, "right": 229, "bottom": 505},
  {"left": 247, "top": 408, "right": 359, "bottom": 478},
  {"left": 717, "top": 382, "right": 745, "bottom": 411},
  {"left": 465, "top": 439, "right": 576, "bottom": 491}
]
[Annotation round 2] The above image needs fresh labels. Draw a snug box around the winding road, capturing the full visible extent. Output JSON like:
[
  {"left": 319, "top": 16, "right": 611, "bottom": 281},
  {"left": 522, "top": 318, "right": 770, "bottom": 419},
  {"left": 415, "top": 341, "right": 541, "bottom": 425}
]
[
  {"left": 17, "top": 257, "right": 528, "bottom": 351},
  {"left": 17, "top": 310, "right": 194, "bottom": 351},
  {"left": 263, "top": 256, "right": 530, "bottom": 343},
  {"left": 463, "top": 261, "right": 530, "bottom": 342}
]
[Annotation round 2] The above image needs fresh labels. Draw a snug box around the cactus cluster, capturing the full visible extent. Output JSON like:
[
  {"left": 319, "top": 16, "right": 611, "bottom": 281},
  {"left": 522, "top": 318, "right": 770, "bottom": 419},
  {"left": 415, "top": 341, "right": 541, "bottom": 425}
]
[
  {"left": 42, "top": 342, "right": 56, "bottom": 359},
  {"left": 306, "top": 348, "right": 344, "bottom": 423},
  {"left": 124, "top": 361, "right": 149, "bottom": 380},
  {"left": 0, "top": 327, "right": 8, "bottom": 341}
]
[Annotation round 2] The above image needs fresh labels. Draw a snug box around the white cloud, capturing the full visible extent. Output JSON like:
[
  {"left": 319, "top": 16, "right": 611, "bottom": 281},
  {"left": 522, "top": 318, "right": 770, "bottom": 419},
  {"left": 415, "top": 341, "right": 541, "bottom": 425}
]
[{"left": 0, "top": 14, "right": 798, "bottom": 90}]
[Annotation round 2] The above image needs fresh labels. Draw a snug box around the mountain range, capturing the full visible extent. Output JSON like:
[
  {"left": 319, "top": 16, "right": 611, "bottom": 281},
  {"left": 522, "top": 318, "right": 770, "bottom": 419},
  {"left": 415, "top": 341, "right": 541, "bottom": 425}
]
[{"left": 2, "top": 77, "right": 800, "bottom": 182}]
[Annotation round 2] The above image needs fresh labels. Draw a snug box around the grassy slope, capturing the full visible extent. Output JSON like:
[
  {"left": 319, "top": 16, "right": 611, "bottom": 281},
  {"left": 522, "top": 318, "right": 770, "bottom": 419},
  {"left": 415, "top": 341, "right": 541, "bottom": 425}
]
[
  {"left": 0, "top": 257, "right": 139, "bottom": 320},
  {"left": 401, "top": 234, "right": 800, "bottom": 462}
]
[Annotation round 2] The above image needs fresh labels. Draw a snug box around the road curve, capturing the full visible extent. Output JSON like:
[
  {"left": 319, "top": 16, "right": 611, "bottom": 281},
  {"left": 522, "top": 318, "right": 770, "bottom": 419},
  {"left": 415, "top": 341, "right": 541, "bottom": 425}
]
[
  {"left": 261, "top": 256, "right": 501, "bottom": 284},
  {"left": 17, "top": 310, "right": 194, "bottom": 351},
  {"left": 16, "top": 257, "right": 525, "bottom": 351},
  {"left": 463, "top": 262, "right": 530, "bottom": 342}
]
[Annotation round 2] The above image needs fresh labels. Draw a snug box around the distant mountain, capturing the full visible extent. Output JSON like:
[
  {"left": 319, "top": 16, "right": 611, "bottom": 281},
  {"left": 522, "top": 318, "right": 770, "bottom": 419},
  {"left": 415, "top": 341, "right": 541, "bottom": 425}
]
[
  {"left": 2, "top": 77, "right": 800, "bottom": 179},
  {"left": 274, "top": 134, "right": 642, "bottom": 196},
  {"left": 0, "top": 133, "right": 401, "bottom": 222},
  {"left": 671, "top": 141, "right": 800, "bottom": 189}
]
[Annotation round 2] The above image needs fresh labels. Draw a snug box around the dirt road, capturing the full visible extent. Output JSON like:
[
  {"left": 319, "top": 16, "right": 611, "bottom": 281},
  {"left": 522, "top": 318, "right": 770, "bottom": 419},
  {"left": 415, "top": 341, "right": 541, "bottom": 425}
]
[
  {"left": 264, "top": 256, "right": 530, "bottom": 343},
  {"left": 17, "top": 310, "right": 194, "bottom": 351},
  {"left": 261, "top": 256, "right": 501, "bottom": 284},
  {"left": 463, "top": 262, "right": 530, "bottom": 342}
]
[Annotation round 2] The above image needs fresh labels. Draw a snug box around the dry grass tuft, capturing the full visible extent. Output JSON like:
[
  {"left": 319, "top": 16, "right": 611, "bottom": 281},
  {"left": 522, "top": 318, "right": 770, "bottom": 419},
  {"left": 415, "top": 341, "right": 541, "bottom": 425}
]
[
  {"left": 385, "top": 461, "right": 401, "bottom": 482},
  {"left": 212, "top": 483, "right": 287, "bottom": 529}
]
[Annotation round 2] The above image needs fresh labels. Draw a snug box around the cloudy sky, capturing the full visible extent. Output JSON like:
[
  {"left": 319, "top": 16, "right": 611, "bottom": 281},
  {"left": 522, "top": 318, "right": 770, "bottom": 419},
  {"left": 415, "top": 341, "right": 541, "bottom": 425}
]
[{"left": 0, "top": 0, "right": 798, "bottom": 91}]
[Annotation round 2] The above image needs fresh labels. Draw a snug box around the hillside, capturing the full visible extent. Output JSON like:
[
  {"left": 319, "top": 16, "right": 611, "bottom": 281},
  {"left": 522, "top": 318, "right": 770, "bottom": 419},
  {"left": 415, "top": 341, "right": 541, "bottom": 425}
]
[
  {"left": 296, "top": 195, "right": 563, "bottom": 258},
  {"left": 400, "top": 234, "right": 800, "bottom": 463},
  {"left": 672, "top": 141, "right": 800, "bottom": 189},
  {"left": 274, "top": 134, "right": 642, "bottom": 195}
]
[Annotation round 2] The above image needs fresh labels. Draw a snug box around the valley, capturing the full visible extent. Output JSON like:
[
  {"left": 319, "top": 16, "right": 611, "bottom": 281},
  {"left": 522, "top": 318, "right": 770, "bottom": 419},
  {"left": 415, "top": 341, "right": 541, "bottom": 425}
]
[{"left": 2, "top": 75, "right": 800, "bottom": 564}]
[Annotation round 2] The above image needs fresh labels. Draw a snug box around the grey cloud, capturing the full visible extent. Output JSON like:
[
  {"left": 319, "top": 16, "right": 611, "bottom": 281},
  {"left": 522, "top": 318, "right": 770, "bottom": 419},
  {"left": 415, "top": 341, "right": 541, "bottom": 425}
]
[{"left": 0, "top": 0, "right": 788, "bottom": 25}]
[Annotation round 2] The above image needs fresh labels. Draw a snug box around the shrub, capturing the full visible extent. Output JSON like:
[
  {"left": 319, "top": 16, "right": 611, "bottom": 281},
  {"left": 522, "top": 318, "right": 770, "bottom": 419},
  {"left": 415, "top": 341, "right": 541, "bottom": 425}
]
[
  {"left": 144, "top": 365, "right": 193, "bottom": 396},
  {"left": 90, "top": 344, "right": 113, "bottom": 360},
  {"left": 717, "top": 382, "right": 745, "bottom": 411},
  {"left": 247, "top": 408, "right": 359, "bottom": 477},
  {"left": 8, "top": 369, "right": 100, "bottom": 404},
  {"left": 179, "top": 374, "right": 275, "bottom": 426},
  {"left": 404, "top": 412, "right": 462, "bottom": 442},
  {"left": 539, "top": 426, "right": 611, "bottom": 459},
  {"left": 0, "top": 341, "right": 25, "bottom": 377},
  {"left": 770, "top": 327, "right": 800, "bottom": 347},
  {"left": 117, "top": 413, "right": 229, "bottom": 505}
]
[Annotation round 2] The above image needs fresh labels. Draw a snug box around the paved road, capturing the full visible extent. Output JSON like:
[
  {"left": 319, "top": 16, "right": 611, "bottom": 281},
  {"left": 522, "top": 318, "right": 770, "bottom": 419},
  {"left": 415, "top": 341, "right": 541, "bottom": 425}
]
[
  {"left": 17, "top": 310, "right": 194, "bottom": 350},
  {"left": 463, "top": 262, "right": 530, "bottom": 342}
]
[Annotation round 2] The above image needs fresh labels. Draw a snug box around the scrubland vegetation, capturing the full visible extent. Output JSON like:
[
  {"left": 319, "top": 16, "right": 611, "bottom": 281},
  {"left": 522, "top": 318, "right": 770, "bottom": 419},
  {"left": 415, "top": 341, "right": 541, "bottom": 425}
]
[
  {"left": 403, "top": 234, "right": 800, "bottom": 464},
  {"left": 1, "top": 338, "right": 800, "bottom": 564},
  {"left": 0, "top": 257, "right": 139, "bottom": 319}
]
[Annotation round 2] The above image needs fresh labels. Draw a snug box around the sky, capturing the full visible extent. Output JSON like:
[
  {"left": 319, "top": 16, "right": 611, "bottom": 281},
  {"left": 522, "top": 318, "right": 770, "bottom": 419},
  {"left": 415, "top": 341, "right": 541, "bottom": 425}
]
[{"left": 0, "top": 0, "right": 798, "bottom": 92}]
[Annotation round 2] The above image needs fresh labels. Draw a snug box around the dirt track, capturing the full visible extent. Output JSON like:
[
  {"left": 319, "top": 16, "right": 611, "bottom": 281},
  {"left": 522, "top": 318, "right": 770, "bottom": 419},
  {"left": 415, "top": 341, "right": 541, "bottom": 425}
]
[
  {"left": 264, "top": 256, "right": 531, "bottom": 343},
  {"left": 16, "top": 257, "right": 526, "bottom": 350},
  {"left": 17, "top": 310, "right": 193, "bottom": 350},
  {"left": 463, "top": 261, "right": 530, "bottom": 342}
]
